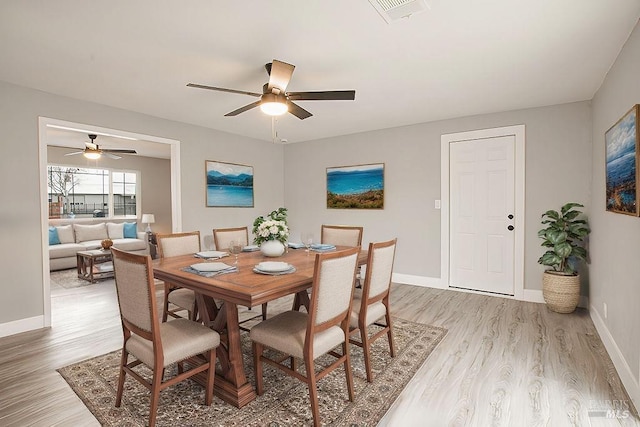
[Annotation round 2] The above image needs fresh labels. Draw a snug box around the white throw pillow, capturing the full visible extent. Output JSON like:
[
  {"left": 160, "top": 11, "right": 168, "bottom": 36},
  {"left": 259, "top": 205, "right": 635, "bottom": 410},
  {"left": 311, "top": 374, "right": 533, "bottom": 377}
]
[
  {"left": 106, "top": 222, "right": 124, "bottom": 239},
  {"left": 56, "top": 225, "right": 75, "bottom": 244},
  {"left": 74, "top": 223, "right": 109, "bottom": 243}
]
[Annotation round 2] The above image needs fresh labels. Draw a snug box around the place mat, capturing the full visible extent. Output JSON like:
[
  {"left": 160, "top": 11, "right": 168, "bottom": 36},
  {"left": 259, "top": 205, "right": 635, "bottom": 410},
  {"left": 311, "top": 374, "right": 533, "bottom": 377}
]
[
  {"left": 182, "top": 266, "right": 238, "bottom": 278},
  {"left": 58, "top": 318, "right": 447, "bottom": 426}
]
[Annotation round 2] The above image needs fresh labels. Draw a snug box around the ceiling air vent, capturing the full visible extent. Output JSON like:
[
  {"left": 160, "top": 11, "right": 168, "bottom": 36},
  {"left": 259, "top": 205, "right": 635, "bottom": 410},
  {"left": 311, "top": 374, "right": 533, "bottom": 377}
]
[{"left": 368, "top": 0, "right": 430, "bottom": 24}]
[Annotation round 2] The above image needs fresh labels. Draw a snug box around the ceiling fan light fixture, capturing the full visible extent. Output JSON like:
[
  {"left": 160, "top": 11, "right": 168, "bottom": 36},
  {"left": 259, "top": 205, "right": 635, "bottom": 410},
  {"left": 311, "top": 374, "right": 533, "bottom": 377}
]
[
  {"left": 83, "top": 150, "right": 101, "bottom": 160},
  {"left": 260, "top": 93, "right": 288, "bottom": 116}
]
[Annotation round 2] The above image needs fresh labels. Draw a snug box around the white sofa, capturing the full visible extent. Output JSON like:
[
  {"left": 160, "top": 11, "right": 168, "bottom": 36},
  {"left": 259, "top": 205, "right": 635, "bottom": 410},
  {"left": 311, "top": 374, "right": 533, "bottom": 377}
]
[{"left": 48, "top": 221, "right": 149, "bottom": 271}]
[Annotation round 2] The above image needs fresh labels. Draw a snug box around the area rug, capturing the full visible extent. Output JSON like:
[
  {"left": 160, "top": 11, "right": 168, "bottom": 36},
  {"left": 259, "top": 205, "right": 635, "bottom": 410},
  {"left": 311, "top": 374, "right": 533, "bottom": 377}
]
[
  {"left": 58, "top": 318, "right": 447, "bottom": 426},
  {"left": 50, "top": 267, "right": 101, "bottom": 289}
]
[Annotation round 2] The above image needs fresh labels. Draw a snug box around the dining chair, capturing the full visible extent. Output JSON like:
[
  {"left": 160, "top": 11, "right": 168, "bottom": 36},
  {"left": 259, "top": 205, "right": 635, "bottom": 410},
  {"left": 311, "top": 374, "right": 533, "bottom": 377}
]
[
  {"left": 250, "top": 247, "right": 360, "bottom": 427},
  {"left": 156, "top": 231, "right": 201, "bottom": 322},
  {"left": 349, "top": 238, "right": 397, "bottom": 382},
  {"left": 213, "top": 226, "right": 268, "bottom": 321},
  {"left": 110, "top": 247, "right": 220, "bottom": 427},
  {"left": 321, "top": 224, "right": 363, "bottom": 247},
  {"left": 213, "top": 226, "right": 249, "bottom": 251},
  {"left": 321, "top": 224, "right": 364, "bottom": 287}
]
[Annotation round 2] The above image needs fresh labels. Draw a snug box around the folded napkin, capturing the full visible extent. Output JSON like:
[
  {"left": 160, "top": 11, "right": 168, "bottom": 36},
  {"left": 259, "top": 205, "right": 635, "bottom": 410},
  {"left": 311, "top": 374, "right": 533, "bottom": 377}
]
[
  {"left": 242, "top": 245, "right": 260, "bottom": 252},
  {"left": 287, "top": 242, "right": 305, "bottom": 249},
  {"left": 182, "top": 266, "right": 237, "bottom": 278},
  {"left": 194, "top": 250, "right": 229, "bottom": 259},
  {"left": 310, "top": 243, "right": 336, "bottom": 252}
]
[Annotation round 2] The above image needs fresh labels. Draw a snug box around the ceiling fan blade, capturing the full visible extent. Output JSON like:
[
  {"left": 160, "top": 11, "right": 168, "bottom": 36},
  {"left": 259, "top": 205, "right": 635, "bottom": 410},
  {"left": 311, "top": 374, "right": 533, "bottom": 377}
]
[
  {"left": 267, "top": 60, "right": 295, "bottom": 93},
  {"left": 187, "top": 83, "right": 261, "bottom": 98},
  {"left": 287, "top": 101, "right": 313, "bottom": 120},
  {"left": 102, "top": 149, "right": 137, "bottom": 154},
  {"left": 104, "top": 152, "right": 122, "bottom": 160},
  {"left": 64, "top": 151, "right": 84, "bottom": 156},
  {"left": 225, "top": 100, "right": 262, "bottom": 116},
  {"left": 287, "top": 90, "right": 356, "bottom": 101}
]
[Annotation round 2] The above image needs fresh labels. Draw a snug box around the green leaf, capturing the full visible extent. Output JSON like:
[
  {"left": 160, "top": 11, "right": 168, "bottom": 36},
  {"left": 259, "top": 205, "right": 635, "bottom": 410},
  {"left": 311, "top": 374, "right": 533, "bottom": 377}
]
[
  {"left": 542, "top": 210, "right": 560, "bottom": 220},
  {"left": 539, "top": 252, "right": 561, "bottom": 267},
  {"left": 547, "top": 230, "right": 567, "bottom": 245},
  {"left": 561, "top": 202, "right": 583, "bottom": 215},
  {"left": 572, "top": 246, "right": 587, "bottom": 260},
  {"left": 554, "top": 241, "right": 572, "bottom": 258}
]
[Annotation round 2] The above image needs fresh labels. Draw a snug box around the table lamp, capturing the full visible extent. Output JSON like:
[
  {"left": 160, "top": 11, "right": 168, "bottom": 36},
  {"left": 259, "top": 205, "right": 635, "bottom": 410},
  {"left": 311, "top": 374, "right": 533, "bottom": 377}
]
[{"left": 141, "top": 213, "right": 155, "bottom": 233}]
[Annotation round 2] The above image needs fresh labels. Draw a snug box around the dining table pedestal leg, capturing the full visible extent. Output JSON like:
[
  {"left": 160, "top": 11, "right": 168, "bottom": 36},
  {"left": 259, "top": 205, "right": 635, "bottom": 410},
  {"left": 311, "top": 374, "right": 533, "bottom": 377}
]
[{"left": 195, "top": 294, "right": 257, "bottom": 408}]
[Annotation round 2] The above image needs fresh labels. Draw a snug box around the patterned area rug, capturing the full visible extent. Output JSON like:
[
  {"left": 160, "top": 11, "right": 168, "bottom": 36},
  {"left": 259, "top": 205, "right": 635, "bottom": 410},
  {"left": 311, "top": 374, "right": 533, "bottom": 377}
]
[
  {"left": 50, "top": 268, "right": 102, "bottom": 289},
  {"left": 58, "top": 319, "right": 447, "bottom": 426}
]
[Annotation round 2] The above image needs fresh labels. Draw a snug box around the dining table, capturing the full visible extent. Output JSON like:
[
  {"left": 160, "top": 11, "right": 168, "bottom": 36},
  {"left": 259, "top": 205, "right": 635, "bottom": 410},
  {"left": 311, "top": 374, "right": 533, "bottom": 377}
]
[{"left": 152, "top": 245, "right": 368, "bottom": 408}]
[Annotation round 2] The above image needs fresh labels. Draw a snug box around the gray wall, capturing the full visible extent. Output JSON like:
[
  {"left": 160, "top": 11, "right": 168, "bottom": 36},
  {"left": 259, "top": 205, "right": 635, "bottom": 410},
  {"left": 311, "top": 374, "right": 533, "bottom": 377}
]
[
  {"left": 284, "top": 101, "right": 592, "bottom": 291},
  {"left": 47, "top": 146, "right": 173, "bottom": 234},
  {"left": 0, "top": 80, "right": 284, "bottom": 326},
  {"left": 590, "top": 20, "right": 640, "bottom": 385}
]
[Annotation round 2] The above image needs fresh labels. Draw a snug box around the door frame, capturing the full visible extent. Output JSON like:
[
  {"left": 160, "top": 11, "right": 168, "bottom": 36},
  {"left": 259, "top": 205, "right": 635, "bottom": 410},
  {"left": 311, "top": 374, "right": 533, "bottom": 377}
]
[
  {"left": 441, "top": 125, "right": 525, "bottom": 300},
  {"left": 38, "top": 117, "right": 182, "bottom": 327}
]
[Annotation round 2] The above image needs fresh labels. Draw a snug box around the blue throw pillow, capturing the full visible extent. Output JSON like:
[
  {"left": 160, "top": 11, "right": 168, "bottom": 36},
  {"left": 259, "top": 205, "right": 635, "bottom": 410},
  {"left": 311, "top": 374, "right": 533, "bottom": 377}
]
[
  {"left": 48, "top": 226, "right": 60, "bottom": 245},
  {"left": 123, "top": 222, "right": 138, "bottom": 239}
]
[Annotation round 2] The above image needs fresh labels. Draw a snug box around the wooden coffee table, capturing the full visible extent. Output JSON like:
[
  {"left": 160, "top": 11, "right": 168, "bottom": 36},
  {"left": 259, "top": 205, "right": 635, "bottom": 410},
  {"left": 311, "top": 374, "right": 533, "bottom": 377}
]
[{"left": 77, "top": 250, "right": 114, "bottom": 283}]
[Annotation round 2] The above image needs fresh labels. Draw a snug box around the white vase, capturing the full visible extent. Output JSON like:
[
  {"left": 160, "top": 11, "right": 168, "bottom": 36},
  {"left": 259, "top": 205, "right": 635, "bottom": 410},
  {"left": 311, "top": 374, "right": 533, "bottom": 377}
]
[{"left": 260, "top": 240, "right": 285, "bottom": 257}]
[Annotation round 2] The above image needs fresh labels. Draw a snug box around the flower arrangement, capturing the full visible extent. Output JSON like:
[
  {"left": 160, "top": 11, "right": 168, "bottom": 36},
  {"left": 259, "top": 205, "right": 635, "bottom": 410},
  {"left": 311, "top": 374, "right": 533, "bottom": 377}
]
[{"left": 253, "top": 207, "right": 289, "bottom": 246}]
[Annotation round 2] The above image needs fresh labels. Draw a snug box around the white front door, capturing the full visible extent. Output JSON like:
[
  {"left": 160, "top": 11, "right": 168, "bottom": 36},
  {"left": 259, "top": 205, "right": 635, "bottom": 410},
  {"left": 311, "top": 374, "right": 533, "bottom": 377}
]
[{"left": 446, "top": 132, "right": 520, "bottom": 295}]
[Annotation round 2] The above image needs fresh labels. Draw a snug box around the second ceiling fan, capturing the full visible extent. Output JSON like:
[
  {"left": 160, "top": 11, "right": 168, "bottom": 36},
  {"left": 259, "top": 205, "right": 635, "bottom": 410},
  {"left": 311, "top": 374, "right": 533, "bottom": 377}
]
[{"left": 187, "top": 59, "right": 356, "bottom": 120}]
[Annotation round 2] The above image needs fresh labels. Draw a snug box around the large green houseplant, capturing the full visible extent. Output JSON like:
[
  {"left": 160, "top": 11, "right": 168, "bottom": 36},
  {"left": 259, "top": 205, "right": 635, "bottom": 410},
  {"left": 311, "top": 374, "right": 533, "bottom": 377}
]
[{"left": 537, "top": 202, "right": 590, "bottom": 313}]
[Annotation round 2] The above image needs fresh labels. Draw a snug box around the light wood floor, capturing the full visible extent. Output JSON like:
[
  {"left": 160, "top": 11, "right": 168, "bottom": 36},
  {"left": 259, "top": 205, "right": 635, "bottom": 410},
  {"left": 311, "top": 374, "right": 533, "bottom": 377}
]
[{"left": 0, "top": 277, "right": 637, "bottom": 426}]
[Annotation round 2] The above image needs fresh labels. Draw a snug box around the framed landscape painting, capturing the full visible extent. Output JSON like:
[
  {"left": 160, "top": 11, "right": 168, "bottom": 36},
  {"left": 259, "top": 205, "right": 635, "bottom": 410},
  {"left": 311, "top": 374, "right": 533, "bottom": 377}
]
[
  {"left": 326, "top": 163, "right": 384, "bottom": 209},
  {"left": 205, "top": 160, "right": 254, "bottom": 207},
  {"left": 605, "top": 105, "right": 639, "bottom": 216}
]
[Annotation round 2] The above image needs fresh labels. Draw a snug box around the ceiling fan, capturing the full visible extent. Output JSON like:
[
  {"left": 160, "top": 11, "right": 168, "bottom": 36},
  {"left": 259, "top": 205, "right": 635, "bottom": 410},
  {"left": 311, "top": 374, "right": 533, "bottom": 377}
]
[
  {"left": 65, "top": 134, "right": 137, "bottom": 160},
  {"left": 187, "top": 59, "right": 356, "bottom": 120}
]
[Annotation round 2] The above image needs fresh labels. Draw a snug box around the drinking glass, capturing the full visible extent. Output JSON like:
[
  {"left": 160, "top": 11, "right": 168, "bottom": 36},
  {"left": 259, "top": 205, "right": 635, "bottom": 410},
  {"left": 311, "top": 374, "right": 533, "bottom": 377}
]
[
  {"left": 229, "top": 240, "right": 243, "bottom": 268},
  {"left": 301, "top": 233, "right": 314, "bottom": 253}
]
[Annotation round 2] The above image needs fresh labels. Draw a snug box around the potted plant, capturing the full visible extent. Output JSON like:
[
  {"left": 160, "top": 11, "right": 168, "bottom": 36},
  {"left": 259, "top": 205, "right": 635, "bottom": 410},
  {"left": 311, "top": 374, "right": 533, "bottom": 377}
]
[
  {"left": 538, "top": 202, "right": 590, "bottom": 313},
  {"left": 252, "top": 207, "right": 290, "bottom": 257}
]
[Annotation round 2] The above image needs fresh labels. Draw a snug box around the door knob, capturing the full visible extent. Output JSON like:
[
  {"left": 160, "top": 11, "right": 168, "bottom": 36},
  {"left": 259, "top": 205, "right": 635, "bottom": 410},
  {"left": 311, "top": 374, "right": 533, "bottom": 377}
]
[
  {"left": 507, "top": 225, "right": 514, "bottom": 231},
  {"left": 508, "top": 214, "right": 514, "bottom": 219}
]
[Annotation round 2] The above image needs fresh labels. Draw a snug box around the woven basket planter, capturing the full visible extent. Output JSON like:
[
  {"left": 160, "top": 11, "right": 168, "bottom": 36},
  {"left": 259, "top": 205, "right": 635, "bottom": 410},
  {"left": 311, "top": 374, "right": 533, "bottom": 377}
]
[{"left": 542, "top": 271, "right": 580, "bottom": 313}]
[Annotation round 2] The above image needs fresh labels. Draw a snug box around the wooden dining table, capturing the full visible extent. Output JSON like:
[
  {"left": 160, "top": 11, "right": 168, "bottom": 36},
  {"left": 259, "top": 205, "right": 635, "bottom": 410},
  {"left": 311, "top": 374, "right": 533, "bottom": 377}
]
[{"left": 152, "top": 246, "right": 367, "bottom": 408}]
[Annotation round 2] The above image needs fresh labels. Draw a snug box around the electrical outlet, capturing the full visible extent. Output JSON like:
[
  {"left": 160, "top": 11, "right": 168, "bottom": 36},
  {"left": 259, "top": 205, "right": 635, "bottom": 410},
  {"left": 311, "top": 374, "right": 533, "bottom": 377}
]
[{"left": 603, "top": 302, "right": 608, "bottom": 319}]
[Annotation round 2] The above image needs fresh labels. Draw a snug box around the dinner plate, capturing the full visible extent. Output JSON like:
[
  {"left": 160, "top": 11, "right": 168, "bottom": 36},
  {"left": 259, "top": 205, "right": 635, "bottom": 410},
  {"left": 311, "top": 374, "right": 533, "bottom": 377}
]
[
  {"left": 242, "top": 245, "right": 260, "bottom": 252},
  {"left": 253, "top": 266, "right": 296, "bottom": 275},
  {"left": 255, "top": 261, "right": 291, "bottom": 273},
  {"left": 195, "top": 250, "right": 228, "bottom": 259},
  {"left": 190, "top": 262, "right": 233, "bottom": 272}
]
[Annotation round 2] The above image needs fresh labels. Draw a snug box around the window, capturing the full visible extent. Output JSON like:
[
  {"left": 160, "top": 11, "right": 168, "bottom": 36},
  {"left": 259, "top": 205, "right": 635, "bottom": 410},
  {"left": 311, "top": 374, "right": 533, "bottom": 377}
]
[{"left": 47, "top": 165, "right": 139, "bottom": 219}]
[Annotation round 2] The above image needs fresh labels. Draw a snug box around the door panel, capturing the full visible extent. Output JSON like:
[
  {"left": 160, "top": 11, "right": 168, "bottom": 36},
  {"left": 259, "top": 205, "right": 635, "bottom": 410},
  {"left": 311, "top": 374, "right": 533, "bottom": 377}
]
[{"left": 450, "top": 135, "right": 515, "bottom": 295}]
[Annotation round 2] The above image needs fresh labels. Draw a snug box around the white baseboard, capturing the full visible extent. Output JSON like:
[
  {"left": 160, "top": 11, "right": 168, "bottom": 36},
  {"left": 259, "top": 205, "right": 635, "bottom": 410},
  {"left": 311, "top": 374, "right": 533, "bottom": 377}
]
[
  {"left": 0, "top": 315, "right": 45, "bottom": 338},
  {"left": 590, "top": 305, "right": 639, "bottom": 410},
  {"left": 392, "top": 273, "right": 444, "bottom": 289},
  {"left": 522, "top": 289, "right": 589, "bottom": 308}
]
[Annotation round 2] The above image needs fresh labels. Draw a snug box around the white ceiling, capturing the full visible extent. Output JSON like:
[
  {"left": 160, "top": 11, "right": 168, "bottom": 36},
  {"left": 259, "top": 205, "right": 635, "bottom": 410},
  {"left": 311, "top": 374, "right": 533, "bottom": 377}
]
[{"left": 1, "top": 1, "right": 639, "bottom": 147}]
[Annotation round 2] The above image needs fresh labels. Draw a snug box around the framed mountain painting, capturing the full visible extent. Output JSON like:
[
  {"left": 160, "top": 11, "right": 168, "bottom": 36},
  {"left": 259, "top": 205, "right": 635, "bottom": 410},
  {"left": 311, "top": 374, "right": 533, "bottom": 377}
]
[
  {"left": 605, "top": 105, "right": 639, "bottom": 216},
  {"left": 205, "top": 160, "right": 254, "bottom": 207}
]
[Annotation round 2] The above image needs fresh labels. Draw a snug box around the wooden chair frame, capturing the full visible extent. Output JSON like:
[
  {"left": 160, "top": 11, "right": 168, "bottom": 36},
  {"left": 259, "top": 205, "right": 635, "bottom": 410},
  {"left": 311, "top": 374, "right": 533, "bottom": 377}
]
[
  {"left": 253, "top": 247, "right": 360, "bottom": 427},
  {"left": 111, "top": 248, "right": 216, "bottom": 427},
  {"left": 157, "top": 231, "right": 201, "bottom": 322},
  {"left": 349, "top": 238, "right": 397, "bottom": 382}
]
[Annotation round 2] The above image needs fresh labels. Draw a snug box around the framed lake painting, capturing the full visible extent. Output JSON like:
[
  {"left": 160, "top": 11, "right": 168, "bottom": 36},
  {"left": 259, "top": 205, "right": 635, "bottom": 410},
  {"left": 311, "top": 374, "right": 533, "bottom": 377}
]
[
  {"left": 605, "top": 105, "right": 639, "bottom": 216},
  {"left": 205, "top": 160, "right": 254, "bottom": 207},
  {"left": 326, "top": 163, "right": 384, "bottom": 209}
]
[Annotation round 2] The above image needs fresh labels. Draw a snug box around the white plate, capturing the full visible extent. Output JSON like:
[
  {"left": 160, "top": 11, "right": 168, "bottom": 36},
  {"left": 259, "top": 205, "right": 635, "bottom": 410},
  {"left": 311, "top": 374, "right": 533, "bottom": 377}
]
[
  {"left": 242, "top": 245, "right": 260, "bottom": 252},
  {"left": 190, "top": 262, "right": 233, "bottom": 272},
  {"left": 255, "top": 261, "right": 291, "bottom": 273},
  {"left": 195, "top": 250, "right": 228, "bottom": 258},
  {"left": 253, "top": 266, "right": 296, "bottom": 275}
]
